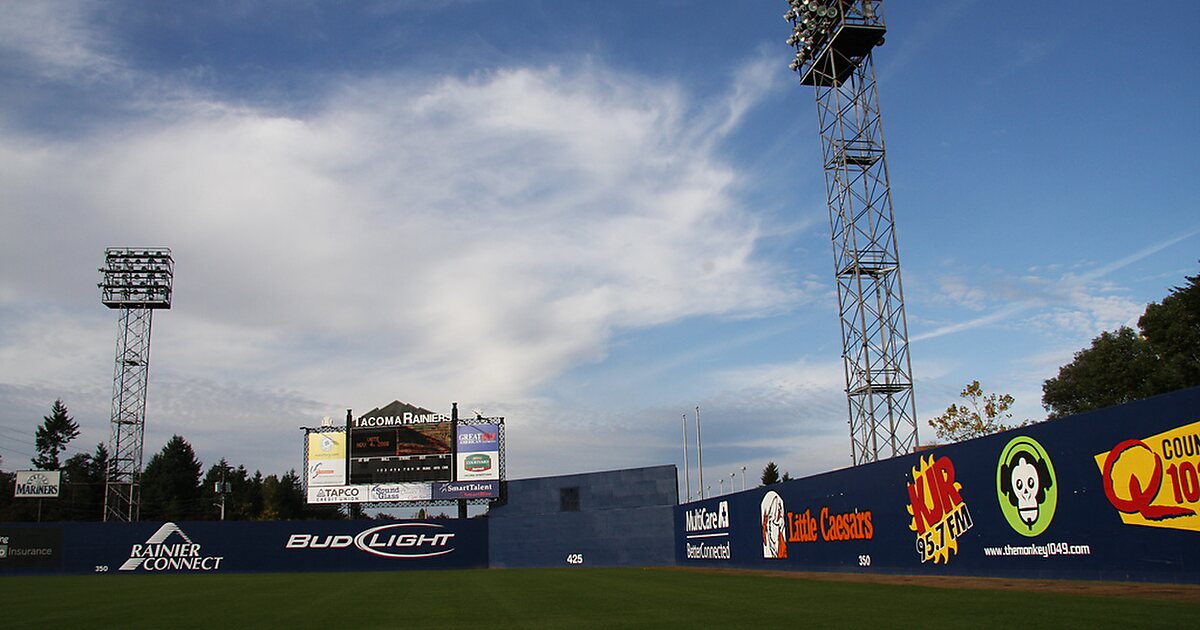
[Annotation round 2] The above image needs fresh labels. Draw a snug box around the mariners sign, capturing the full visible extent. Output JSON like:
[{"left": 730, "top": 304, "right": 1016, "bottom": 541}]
[{"left": 14, "top": 471, "right": 61, "bottom": 498}]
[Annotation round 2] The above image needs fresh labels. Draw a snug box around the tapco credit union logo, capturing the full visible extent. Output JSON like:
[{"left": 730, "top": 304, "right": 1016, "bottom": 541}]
[
  {"left": 907, "top": 454, "right": 974, "bottom": 564},
  {"left": 996, "top": 436, "right": 1057, "bottom": 536},
  {"left": 1094, "top": 419, "right": 1200, "bottom": 531}
]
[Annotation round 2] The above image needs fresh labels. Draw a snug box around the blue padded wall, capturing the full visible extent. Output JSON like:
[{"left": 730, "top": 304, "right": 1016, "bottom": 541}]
[{"left": 488, "top": 464, "right": 678, "bottom": 568}]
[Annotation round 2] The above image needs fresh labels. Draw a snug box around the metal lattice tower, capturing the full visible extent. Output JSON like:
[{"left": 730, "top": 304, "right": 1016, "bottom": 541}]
[
  {"left": 99, "top": 248, "right": 173, "bottom": 521},
  {"left": 785, "top": 1, "right": 918, "bottom": 465}
]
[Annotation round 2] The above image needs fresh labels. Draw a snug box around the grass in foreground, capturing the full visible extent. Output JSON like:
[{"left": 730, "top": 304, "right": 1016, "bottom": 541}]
[{"left": 3, "top": 567, "right": 1196, "bottom": 629}]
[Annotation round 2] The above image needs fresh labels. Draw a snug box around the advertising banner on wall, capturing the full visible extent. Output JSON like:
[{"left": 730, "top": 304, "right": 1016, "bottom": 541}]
[
  {"left": 456, "top": 423, "right": 500, "bottom": 481},
  {"left": 0, "top": 528, "right": 62, "bottom": 569},
  {"left": 0, "top": 519, "right": 488, "bottom": 576},
  {"left": 306, "top": 483, "right": 433, "bottom": 504},
  {"left": 676, "top": 385, "right": 1200, "bottom": 583},
  {"left": 305, "top": 431, "right": 346, "bottom": 487},
  {"left": 13, "top": 471, "right": 61, "bottom": 498},
  {"left": 433, "top": 480, "right": 499, "bottom": 500}
]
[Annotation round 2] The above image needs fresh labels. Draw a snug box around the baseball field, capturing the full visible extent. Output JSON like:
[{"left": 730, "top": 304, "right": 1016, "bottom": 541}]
[{"left": 4, "top": 567, "right": 1198, "bottom": 628}]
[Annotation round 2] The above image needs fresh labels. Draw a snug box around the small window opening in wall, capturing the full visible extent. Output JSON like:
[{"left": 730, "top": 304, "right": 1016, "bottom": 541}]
[{"left": 560, "top": 486, "right": 580, "bottom": 512}]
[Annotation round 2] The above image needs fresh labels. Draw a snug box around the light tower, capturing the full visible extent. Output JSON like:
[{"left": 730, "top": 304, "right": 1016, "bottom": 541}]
[
  {"left": 785, "top": 1, "right": 918, "bottom": 464},
  {"left": 99, "top": 248, "right": 173, "bottom": 521}
]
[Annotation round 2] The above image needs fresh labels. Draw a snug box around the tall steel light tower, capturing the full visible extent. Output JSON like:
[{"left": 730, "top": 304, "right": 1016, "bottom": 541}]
[
  {"left": 785, "top": 0, "right": 918, "bottom": 464},
  {"left": 99, "top": 248, "right": 173, "bottom": 521}
]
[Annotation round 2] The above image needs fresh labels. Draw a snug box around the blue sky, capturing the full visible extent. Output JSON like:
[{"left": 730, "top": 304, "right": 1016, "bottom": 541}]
[{"left": 1, "top": 1, "right": 1197, "bottom": 500}]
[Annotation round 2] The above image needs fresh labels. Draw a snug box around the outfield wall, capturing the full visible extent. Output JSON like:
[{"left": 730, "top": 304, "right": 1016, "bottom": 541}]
[
  {"left": 0, "top": 519, "right": 488, "bottom": 575},
  {"left": 488, "top": 464, "right": 678, "bottom": 568},
  {"left": 676, "top": 386, "right": 1200, "bottom": 584}
]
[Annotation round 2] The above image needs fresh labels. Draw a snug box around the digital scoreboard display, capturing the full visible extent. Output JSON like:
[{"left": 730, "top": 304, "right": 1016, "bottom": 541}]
[{"left": 347, "top": 407, "right": 453, "bottom": 484}]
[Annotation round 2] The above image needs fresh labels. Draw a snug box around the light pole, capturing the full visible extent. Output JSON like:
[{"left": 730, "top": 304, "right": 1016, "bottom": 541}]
[
  {"left": 682, "top": 413, "right": 691, "bottom": 502},
  {"left": 719, "top": 478, "right": 725, "bottom": 495},
  {"left": 741, "top": 466, "right": 747, "bottom": 491},
  {"left": 731, "top": 472, "right": 737, "bottom": 494},
  {"left": 695, "top": 406, "right": 704, "bottom": 499}
]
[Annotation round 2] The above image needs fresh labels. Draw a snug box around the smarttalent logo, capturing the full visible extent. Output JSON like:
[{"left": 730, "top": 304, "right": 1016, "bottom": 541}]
[
  {"left": 286, "top": 523, "right": 456, "bottom": 559},
  {"left": 119, "top": 523, "right": 224, "bottom": 572}
]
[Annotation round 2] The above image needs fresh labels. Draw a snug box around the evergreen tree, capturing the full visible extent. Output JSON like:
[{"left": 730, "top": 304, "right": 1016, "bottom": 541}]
[
  {"left": 139, "top": 435, "right": 203, "bottom": 521},
  {"left": 32, "top": 399, "right": 80, "bottom": 470},
  {"left": 61, "top": 443, "right": 108, "bottom": 521},
  {"left": 761, "top": 461, "right": 781, "bottom": 485}
]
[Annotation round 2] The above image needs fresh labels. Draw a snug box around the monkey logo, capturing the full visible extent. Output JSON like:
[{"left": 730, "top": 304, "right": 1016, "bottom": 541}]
[{"left": 996, "top": 436, "right": 1058, "bottom": 537}]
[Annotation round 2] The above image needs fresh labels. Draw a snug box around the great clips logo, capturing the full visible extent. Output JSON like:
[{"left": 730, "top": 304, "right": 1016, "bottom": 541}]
[
  {"left": 286, "top": 523, "right": 456, "bottom": 559},
  {"left": 1095, "top": 420, "right": 1200, "bottom": 532},
  {"left": 907, "top": 454, "right": 974, "bottom": 564}
]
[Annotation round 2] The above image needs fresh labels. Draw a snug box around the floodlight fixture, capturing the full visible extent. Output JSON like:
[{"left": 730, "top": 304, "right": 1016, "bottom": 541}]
[
  {"left": 99, "top": 247, "right": 174, "bottom": 522},
  {"left": 99, "top": 248, "right": 174, "bottom": 309},
  {"left": 783, "top": 0, "right": 918, "bottom": 465}
]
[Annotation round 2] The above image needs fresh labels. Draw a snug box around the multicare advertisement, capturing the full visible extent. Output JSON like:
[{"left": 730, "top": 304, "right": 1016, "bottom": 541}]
[{"left": 676, "top": 385, "right": 1200, "bottom": 583}]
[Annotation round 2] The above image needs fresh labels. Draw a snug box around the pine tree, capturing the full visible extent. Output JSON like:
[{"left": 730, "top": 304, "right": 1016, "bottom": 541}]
[
  {"left": 32, "top": 399, "right": 80, "bottom": 470},
  {"left": 761, "top": 461, "right": 781, "bottom": 485},
  {"left": 139, "top": 435, "right": 203, "bottom": 521}
]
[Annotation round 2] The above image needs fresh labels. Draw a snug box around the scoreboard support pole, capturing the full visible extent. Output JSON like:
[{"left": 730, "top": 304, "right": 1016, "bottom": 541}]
[{"left": 453, "top": 402, "right": 468, "bottom": 518}]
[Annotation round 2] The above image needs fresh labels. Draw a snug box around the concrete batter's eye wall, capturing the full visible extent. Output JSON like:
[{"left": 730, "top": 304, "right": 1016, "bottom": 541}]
[
  {"left": 487, "top": 464, "right": 678, "bottom": 568},
  {"left": 676, "top": 386, "right": 1200, "bottom": 584}
]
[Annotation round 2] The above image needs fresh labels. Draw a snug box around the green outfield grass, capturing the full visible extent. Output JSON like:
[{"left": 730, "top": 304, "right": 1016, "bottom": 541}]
[{"left": 3, "top": 568, "right": 1196, "bottom": 629}]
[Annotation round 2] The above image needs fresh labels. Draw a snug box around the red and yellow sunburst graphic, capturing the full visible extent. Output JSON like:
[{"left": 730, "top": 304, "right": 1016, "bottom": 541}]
[{"left": 906, "top": 453, "right": 974, "bottom": 564}]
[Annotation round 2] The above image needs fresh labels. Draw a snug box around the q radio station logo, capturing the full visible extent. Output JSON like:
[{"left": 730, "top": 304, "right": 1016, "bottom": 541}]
[
  {"left": 1094, "top": 419, "right": 1200, "bottom": 532},
  {"left": 286, "top": 523, "right": 456, "bottom": 559},
  {"left": 119, "top": 523, "right": 224, "bottom": 572}
]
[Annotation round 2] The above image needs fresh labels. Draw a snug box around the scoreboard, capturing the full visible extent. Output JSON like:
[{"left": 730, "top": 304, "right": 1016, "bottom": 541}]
[
  {"left": 303, "top": 400, "right": 503, "bottom": 504},
  {"left": 348, "top": 408, "right": 453, "bottom": 484}
]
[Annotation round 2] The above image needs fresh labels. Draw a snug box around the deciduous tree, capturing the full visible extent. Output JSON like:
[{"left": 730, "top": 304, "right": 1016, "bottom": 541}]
[
  {"left": 929, "top": 380, "right": 1026, "bottom": 443},
  {"left": 1043, "top": 270, "right": 1200, "bottom": 417}
]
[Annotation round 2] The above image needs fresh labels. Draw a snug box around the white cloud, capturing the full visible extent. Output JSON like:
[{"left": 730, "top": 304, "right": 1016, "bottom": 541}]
[
  {"left": 0, "top": 0, "right": 123, "bottom": 80},
  {"left": 0, "top": 60, "right": 797, "bottom": 475}
]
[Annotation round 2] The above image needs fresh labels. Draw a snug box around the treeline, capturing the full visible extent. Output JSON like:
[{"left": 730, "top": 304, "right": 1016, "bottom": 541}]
[{"left": 0, "top": 402, "right": 343, "bottom": 522}]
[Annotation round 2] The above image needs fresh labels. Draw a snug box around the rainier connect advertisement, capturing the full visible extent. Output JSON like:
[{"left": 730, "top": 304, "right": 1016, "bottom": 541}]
[{"left": 676, "top": 385, "right": 1200, "bottom": 583}]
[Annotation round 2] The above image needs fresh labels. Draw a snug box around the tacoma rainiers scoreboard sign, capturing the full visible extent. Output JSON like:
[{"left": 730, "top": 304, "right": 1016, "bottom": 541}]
[{"left": 348, "top": 402, "right": 453, "bottom": 484}]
